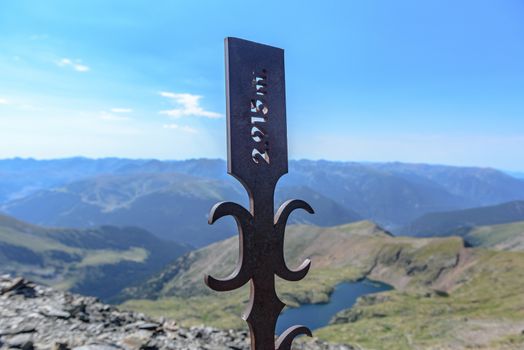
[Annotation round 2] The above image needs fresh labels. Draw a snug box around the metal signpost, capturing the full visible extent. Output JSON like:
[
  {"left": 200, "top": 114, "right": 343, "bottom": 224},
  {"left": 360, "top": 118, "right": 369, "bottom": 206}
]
[{"left": 205, "top": 37, "right": 315, "bottom": 350}]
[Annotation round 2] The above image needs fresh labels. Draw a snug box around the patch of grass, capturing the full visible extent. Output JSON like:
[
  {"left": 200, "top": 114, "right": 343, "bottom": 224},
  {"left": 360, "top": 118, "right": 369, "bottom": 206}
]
[
  {"left": 466, "top": 221, "right": 524, "bottom": 251},
  {"left": 122, "top": 288, "right": 249, "bottom": 329},
  {"left": 79, "top": 247, "right": 148, "bottom": 266},
  {"left": 0, "top": 227, "right": 79, "bottom": 253}
]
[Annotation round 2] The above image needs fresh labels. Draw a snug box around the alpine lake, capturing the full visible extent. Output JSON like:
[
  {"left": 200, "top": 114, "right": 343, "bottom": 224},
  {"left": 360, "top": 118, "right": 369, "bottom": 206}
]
[{"left": 276, "top": 279, "right": 393, "bottom": 334}]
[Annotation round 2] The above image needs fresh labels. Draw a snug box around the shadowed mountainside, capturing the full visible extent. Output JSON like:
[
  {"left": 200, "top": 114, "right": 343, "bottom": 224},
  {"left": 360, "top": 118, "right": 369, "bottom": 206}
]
[{"left": 0, "top": 213, "right": 187, "bottom": 301}]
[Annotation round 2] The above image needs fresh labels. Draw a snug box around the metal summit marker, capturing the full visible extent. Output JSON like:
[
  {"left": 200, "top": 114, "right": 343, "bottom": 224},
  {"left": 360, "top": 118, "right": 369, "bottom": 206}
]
[{"left": 204, "top": 37, "right": 315, "bottom": 350}]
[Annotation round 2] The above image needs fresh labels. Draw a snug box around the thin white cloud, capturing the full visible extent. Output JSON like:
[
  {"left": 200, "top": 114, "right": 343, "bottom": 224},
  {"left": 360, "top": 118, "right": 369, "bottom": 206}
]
[
  {"left": 57, "top": 58, "right": 90, "bottom": 72},
  {"left": 0, "top": 97, "right": 41, "bottom": 110},
  {"left": 99, "top": 111, "right": 130, "bottom": 122},
  {"left": 163, "top": 123, "right": 198, "bottom": 134},
  {"left": 110, "top": 108, "right": 133, "bottom": 113},
  {"left": 159, "top": 92, "right": 221, "bottom": 119}
]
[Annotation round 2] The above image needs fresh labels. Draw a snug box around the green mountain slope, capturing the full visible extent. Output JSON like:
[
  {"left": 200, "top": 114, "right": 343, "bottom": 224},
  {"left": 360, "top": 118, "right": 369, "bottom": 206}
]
[
  {"left": 462, "top": 220, "right": 524, "bottom": 251},
  {"left": 403, "top": 200, "right": 524, "bottom": 236},
  {"left": 0, "top": 213, "right": 187, "bottom": 301},
  {"left": 121, "top": 221, "right": 524, "bottom": 350}
]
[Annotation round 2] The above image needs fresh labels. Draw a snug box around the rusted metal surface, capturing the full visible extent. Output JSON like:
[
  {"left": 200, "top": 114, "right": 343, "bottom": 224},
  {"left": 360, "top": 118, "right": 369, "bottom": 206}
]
[{"left": 205, "top": 37, "right": 314, "bottom": 350}]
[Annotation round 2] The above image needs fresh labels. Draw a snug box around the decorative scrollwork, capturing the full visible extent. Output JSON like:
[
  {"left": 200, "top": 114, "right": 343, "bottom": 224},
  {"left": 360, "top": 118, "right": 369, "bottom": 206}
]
[
  {"left": 205, "top": 201, "right": 253, "bottom": 292},
  {"left": 205, "top": 198, "right": 314, "bottom": 350}
]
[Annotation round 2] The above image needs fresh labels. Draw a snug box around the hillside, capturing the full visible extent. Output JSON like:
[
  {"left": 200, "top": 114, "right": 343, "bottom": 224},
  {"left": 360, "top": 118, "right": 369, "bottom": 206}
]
[
  {"left": 402, "top": 200, "right": 524, "bottom": 236},
  {"left": 0, "top": 213, "right": 187, "bottom": 301},
  {"left": 462, "top": 220, "right": 524, "bottom": 251},
  {"left": 121, "top": 221, "right": 524, "bottom": 350}
]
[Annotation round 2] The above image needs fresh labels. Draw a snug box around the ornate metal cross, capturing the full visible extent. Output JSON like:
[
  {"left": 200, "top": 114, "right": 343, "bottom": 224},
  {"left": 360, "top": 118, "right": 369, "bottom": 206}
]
[{"left": 204, "top": 37, "right": 314, "bottom": 350}]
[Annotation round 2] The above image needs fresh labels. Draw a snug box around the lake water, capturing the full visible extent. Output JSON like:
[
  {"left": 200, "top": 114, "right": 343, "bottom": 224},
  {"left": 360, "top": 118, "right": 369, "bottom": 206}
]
[{"left": 275, "top": 279, "right": 392, "bottom": 334}]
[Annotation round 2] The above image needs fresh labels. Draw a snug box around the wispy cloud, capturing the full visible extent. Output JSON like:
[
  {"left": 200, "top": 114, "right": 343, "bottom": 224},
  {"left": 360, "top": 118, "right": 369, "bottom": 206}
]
[
  {"left": 110, "top": 108, "right": 133, "bottom": 113},
  {"left": 0, "top": 97, "right": 42, "bottom": 111},
  {"left": 159, "top": 92, "right": 221, "bottom": 119},
  {"left": 99, "top": 111, "right": 130, "bottom": 122},
  {"left": 163, "top": 123, "right": 198, "bottom": 134},
  {"left": 57, "top": 58, "right": 90, "bottom": 72}
]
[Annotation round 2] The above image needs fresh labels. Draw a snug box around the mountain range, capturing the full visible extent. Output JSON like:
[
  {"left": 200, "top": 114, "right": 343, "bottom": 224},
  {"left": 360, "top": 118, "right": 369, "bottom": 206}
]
[
  {"left": 1, "top": 158, "right": 524, "bottom": 246},
  {"left": 1, "top": 171, "right": 360, "bottom": 247}
]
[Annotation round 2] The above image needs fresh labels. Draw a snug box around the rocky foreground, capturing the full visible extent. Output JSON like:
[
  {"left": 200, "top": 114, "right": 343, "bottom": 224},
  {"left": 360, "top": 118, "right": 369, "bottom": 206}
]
[{"left": 0, "top": 276, "right": 353, "bottom": 350}]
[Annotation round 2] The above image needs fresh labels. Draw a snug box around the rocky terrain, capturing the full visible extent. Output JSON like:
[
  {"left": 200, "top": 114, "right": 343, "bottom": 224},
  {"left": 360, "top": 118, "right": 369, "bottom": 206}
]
[{"left": 0, "top": 275, "right": 352, "bottom": 350}]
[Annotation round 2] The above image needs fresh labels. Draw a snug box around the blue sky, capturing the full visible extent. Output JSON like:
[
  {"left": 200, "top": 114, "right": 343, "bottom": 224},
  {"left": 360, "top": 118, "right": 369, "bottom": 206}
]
[{"left": 0, "top": 0, "right": 523, "bottom": 170}]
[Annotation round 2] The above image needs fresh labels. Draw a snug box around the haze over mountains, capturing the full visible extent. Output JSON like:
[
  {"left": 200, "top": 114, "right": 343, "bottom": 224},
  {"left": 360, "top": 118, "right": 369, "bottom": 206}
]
[
  {"left": 507, "top": 171, "right": 524, "bottom": 180},
  {"left": 1, "top": 157, "right": 524, "bottom": 246}
]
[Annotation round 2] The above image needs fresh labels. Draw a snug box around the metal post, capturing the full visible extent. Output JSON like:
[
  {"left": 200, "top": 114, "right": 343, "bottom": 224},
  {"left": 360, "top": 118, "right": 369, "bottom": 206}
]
[{"left": 205, "top": 37, "right": 314, "bottom": 350}]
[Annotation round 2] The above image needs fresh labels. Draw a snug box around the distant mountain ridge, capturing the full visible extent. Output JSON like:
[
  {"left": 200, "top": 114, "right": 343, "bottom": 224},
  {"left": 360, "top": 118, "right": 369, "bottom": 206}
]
[
  {"left": 0, "top": 157, "right": 149, "bottom": 202},
  {"left": 506, "top": 171, "right": 524, "bottom": 180},
  {"left": 402, "top": 200, "right": 524, "bottom": 237},
  {"left": 1, "top": 158, "right": 524, "bottom": 245}
]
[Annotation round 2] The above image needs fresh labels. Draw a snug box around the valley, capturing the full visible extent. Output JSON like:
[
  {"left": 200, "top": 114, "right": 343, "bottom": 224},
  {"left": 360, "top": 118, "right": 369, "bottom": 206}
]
[
  {"left": 1, "top": 157, "right": 524, "bottom": 349},
  {"left": 121, "top": 220, "right": 524, "bottom": 349}
]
